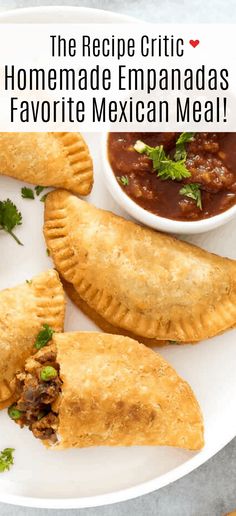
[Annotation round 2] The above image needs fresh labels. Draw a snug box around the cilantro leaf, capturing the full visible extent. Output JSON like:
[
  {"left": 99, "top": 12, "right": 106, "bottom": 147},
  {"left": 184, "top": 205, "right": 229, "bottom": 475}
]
[
  {"left": 0, "top": 448, "right": 14, "bottom": 473},
  {"left": 174, "top": 132, "right": 195, "bottom": 161},
  {"left": 0, "top": 199, "right": 22, "bottom": 231},
  {"left": 35, "top": 185, "right": 45, "bottom": 196},
  {"left": 179, "top": 183, "right": 202, "bottom": 210},
  {"left": 0, "top": 199, "right": 23, "bottom": 245},
  {"left": 21, "top": 187, "right": 35, "bottom": 200},
  {"left": 134, "top": 140, "right": 191, "bottom": 182},
  {"left": 117, "top": 175, "right": 129, "bottom": 186},
  {"left": 34, "top": 324, "right": 54, "bottom": 350},
  {"left": 40, "top": 193, "right": 48, "bottom": 203},
  {"left": 157, "top": 158, "right": 191, "bottom": 181},
  {"left": 176, "top": 132, "right": 195, "bottom": 146},
  {"left": 134, "top": 140, "right": 166, "bottom": 170}
]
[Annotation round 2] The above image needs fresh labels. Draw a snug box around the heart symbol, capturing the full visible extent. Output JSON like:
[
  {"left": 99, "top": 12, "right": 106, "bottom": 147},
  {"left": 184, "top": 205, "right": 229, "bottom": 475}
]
[{"left": 189, "top": 39, "right": 200, "bottom": 48}]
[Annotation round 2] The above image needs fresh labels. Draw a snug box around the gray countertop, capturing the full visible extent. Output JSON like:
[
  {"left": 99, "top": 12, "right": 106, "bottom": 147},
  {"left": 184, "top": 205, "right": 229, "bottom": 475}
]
[{"left": 0, "top": 1, "right": 236, "bottom": 515}]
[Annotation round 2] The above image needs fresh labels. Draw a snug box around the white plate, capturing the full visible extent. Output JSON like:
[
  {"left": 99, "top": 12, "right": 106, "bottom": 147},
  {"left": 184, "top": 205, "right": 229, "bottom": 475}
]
[{"left": 0, "top": 6, "right": 235, "bottom": 510}]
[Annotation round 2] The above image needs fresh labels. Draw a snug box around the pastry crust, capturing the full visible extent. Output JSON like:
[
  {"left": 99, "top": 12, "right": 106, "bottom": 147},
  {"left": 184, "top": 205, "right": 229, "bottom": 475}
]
[
  {"left": 0, "top": 269, "right": 65, "bottom": 408},
  {"left": 44, "top": 190, "right": 236, "bottom": 344},
  {"left": 50, "top": 332, "right": 204, "bottom": 450},
  {"left": 62, "top": 278, "right": 166, "bottom": 347},
  {"left": 0, "top": 132, "right": 93, "bottom": 195}
]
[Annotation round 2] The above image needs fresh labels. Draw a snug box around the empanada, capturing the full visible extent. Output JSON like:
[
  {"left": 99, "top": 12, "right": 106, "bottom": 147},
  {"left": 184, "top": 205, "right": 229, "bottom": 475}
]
[
  {"left": 44, "top": 190, "right": 236, "bottom": 344},
  {"left": 0, "top": 269, "right": 65, "bottom": 409},
  {"left": 11, "top": 332, "right": 204, "bottom": 450},
  {"left": 0, "top": 132, "right": 93, "bottom": 195}
]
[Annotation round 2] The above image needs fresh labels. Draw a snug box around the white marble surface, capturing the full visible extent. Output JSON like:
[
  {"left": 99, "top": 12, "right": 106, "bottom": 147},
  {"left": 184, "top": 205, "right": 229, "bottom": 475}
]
[
  {"left": 1, "top": 0, "right": 236, "bottom": 22},
  {"left": 0, "top": 1, "right": 235, "bottom": 515}
]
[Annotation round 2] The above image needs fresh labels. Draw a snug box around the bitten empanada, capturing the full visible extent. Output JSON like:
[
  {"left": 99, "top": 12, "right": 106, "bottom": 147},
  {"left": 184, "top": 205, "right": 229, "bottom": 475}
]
[
  {"left": 0, "top": 132, "right": 93, "bottom": 195},
  {"left": 11, "top": 332, "right": 204, "bottom": 450},
  {"left": 0, "top": 269, "right": 65, "bottom": 408},
  {"left": 44, "top": 190, "right": 236, "bottom": 344}
]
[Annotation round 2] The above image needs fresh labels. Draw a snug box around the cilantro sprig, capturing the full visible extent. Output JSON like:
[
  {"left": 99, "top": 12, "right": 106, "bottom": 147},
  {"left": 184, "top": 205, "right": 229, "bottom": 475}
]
[
  {"left": 0, "top": 199, "right": 23, "bottom": 245},
  {"left": 35, "top": 185, "right": 45, "bottom": 196},
  {"left": 174, "top": 132, "right": 194, "bottom": 161},
  {"left": 117, "top": 175, "right": 129, "bottom": 186},
  {"left": 179, "top": 183, "right": 202, "bottom": 210},
  {"left": 21, "top": 187, "right": 35, "bottom": 200},
  {"left": 34, "top": 324, "right": 54, "bottom": 350},
  {"left": 157, "top": 158, "right": 191, "bottom": 181},
  {"left": 21, "top": 185, "right": 48, "bottom": 202},
  {"left": 134, "top": 140, "right": 191, "bottom": 181},
  {"left": 40, "top": 193, "right": 48, "bottom": 203},
  {"left": 0, "top": 448, "right": 14, "bottom": 473}
]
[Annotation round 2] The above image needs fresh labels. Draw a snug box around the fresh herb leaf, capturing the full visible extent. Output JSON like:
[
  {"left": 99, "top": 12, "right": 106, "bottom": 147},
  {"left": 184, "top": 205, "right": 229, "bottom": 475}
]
[
  {"left": 46, "top": 248, "right": 50, "bottom": 257},
  {"left": 40, "top": 193, "right": 48, "bottom": 203},
  {"left": 134, "top": 140, "right": 166, "bottom": 170},
  {"left": 179, "top": 183, "right": 202, "bottom": 210},
  {"left": 26, "top": 279, "right": 32, "bottom": 285},
  {"left": 176, "top": 132, "right": 195, "bottom": 146},
  {"left": 34, "top": 324, "right": 54, "bottom": 350},
  {"left": 35, "top": 186, "right": 45, "bottom": 196},
  {"left": 157, "top": 158, "right": 191, "bottom": 181},
  {"left": 21, "top": 187, "right": 35, "bottom": 200},
  {"left": 0, "top": 448, "right": 14, "bottom": 473},
  {"left": 0, "top": 199, "right": 23, "bottom": 245},
  {"left": 169, "top": 340, "right": 179, "bottom": 345},
  {"left": 117, "top": 175, "right": 129, "bottom": 186},
  {"left": 174, "top": 132, "right": 194, "bottom": 161},
  {"left": 134, "top": 140, "right": 191, "bottom": 182}
]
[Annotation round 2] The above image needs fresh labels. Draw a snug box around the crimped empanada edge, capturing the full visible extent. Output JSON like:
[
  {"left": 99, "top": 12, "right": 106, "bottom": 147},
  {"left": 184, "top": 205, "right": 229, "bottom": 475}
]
[
  {"left": 33, "top": 269, "right": 66, "bottom": 332},
  {"left": 62, "top": 278, "right": 167, "bottom": 347},
  {"left": 54, "top": 132, "right": 94, "bottom": 195}
]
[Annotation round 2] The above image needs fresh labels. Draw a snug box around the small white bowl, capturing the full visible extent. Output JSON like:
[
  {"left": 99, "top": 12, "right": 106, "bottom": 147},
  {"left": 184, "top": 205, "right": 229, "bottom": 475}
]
[{"left": 101, "top": 132, "right": 236, "bottom": 234}]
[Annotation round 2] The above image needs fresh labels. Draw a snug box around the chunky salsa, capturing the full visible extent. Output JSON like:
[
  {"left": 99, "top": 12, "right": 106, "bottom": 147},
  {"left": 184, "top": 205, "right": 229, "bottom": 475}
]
[{"left": 108, "top": 132, "right": 236, "bottom": 221}]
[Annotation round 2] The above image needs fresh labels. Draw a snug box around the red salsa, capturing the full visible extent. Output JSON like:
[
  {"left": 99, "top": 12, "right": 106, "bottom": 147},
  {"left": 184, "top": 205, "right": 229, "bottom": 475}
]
[{"left": 108, "top": 132, "right": 236, "bottom": 221}]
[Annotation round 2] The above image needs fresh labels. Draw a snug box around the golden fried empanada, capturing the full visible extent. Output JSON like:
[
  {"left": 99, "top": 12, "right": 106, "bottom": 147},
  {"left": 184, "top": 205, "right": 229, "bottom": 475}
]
[
  {"left": 0, "top": 269, "right": 65, "bottom": 409},
  {"left": 0, "top": 132, "right": 93, "bottom": 195},
  {"left": 44, "top": 190, "right": 236, "bottom": 344},
  {"left": 12, "top": 332, "right": 204, "bottom": 450}
]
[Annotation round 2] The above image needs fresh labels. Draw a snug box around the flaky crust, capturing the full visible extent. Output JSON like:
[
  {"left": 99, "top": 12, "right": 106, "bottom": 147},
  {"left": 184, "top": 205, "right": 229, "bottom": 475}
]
[
  {"left": 0, "top": 270, "right": 65, "bottom": 408},
  {"left": 0, "top": 132, "right": 93, "bottom": 196},
  {"left": 50, "top": 332, "right": 204, "bottom": 450},
  {"left": 44, "top": 190, "right": 236, "bottom": 343}
]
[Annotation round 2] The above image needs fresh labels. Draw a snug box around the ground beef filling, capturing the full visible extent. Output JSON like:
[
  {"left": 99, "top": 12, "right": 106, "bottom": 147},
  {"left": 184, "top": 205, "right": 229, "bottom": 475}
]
[{"left": 13, "top": 349, "right": 61, "bottom": 443}]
